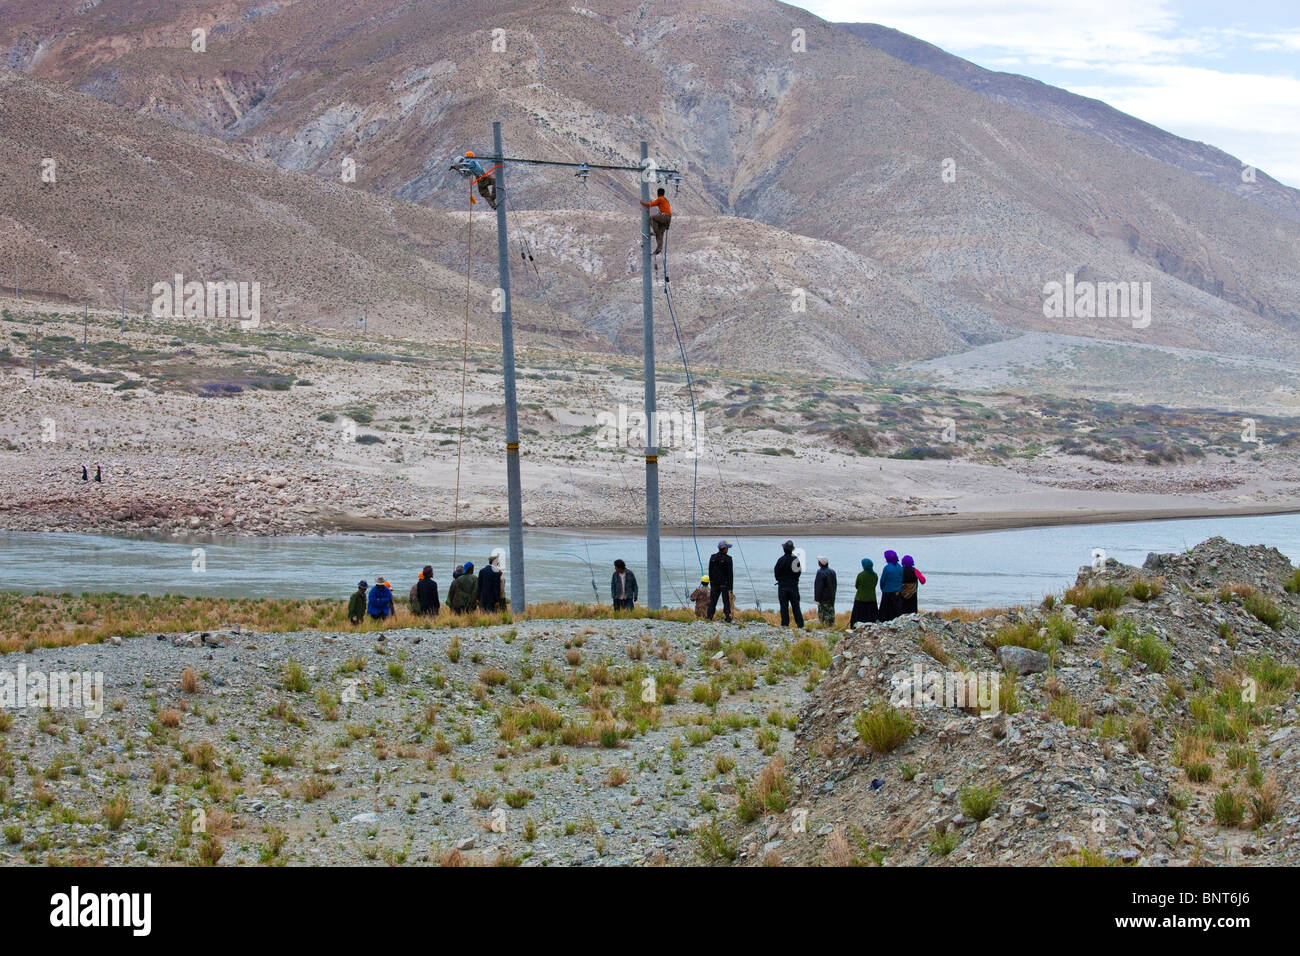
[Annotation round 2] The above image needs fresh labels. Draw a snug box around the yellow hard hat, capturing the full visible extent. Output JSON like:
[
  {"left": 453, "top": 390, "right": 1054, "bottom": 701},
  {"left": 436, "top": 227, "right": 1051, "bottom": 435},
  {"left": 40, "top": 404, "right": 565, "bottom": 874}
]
[{"left": 701, "top": 575, "right": 709, "bottom": 584}]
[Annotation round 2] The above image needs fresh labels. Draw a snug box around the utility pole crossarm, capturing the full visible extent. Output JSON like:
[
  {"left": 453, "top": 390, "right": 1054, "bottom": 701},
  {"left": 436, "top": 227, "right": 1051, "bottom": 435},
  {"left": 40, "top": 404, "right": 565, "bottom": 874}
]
[{"left": 478, "top": 156, "right": 682, "bottom": 176}]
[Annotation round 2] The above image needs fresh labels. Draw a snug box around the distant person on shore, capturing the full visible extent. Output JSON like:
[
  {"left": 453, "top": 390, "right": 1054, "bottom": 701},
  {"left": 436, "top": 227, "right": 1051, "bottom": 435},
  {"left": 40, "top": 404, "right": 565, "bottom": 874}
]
[
  {"left": 774, "top": 539, "right": 804, "bottom": 628},
  {"left": 641, "top": 188, "right": 672, "bottom": 254},
  {"left": 367, "top": 578, "right": 395, "bottom": 620},
  {"left": 348, "top": 580, "right": 368, "bottom": 625},
  {"left": 900, "top": 555, "right": 926, "bottom": 615},
  {"left": 689, "top": 576, "right": 710, "bottom": 618},
  {"left": 878, "top": 551, "right": 903, "bottom": 620},
  {"left": 813, "top": 556, "right": 837, "bottom": 627},
  {"left": 413, "top": 566, "right": 438, "bottom": 616},
  {"left": 448, "top": 562, "right": 478, "bottom": 614},
  {"left": 408, "top": 574, "right": 421, "bottom": 614},
  {"left": 94, "top": 463, "right": 102, "bottom": 483},
  {"left": 707, "top": 540, "right": 734, "bottom": 622},
  {"left": 851, "top": 559, "right": 878, "bottom": 625},
  {"left": 611, "top": 559, "right": 638, "bottom": 611},
  {"left": 81, "top": 464, "right": 88, "bottom": 482},
  {"left": 416, "top": 565, "right": 441, "bottom": 616},
  {"left": 478, "top": 550, "right": 504, "bottom": 612}
]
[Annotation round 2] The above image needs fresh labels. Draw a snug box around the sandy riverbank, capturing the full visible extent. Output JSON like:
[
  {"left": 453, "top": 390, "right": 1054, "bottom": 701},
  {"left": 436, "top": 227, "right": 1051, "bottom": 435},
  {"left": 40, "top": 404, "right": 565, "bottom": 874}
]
[{"left": 324, "top": 500, "right": 1300, "bottom": 538}]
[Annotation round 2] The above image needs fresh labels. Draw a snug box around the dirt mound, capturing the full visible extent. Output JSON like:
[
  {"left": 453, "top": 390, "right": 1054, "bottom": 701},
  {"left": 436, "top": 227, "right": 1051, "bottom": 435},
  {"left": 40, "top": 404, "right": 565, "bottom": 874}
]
[
  {"left": 1140, "top": 536, "right": 1296, "bottom": 594},
  {"left": 689, "top": 539, "right": 1300, "bottom": 866}
]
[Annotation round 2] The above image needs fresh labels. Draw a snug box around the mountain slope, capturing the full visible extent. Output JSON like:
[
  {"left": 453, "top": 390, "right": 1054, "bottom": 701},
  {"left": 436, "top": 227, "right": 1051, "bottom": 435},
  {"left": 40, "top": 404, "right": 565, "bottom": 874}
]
[
  {"left": 0, "top": 70, "right": 597, "bottom": 350},
  {"left": 838, "top": 22, "right": 1300, "bottom": 225},
  {"left": 3, "top": 0, "right": 1300, "bottom": 375}
]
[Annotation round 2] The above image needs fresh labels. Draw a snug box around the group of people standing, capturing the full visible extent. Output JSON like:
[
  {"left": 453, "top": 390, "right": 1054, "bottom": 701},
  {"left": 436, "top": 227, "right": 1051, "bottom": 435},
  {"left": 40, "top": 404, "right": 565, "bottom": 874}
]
[
  {"left": 687, "top": 540, "right": 926, "bottom": 628},
  {"left": 848, "top": 549, "right": 926, "bottom": 625},
  {"left": 347, "top": 549, "right": 508, "bottom": 623},
  {"left": 346, "top": 539, "right": 926, "bottom": 628}
]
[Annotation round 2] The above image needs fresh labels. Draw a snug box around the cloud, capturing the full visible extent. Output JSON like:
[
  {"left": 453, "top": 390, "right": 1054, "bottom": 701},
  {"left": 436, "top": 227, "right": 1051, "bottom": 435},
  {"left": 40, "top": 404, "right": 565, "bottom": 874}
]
[
  {"left": 1071, "top": 65, "right": 1300, "bottom": 184},
  {"left": 799, "top": 0, "right": 1300, "bottom": 186},
  {"left": 808, "top": 0, "right": 1198, "bottom": 62}
]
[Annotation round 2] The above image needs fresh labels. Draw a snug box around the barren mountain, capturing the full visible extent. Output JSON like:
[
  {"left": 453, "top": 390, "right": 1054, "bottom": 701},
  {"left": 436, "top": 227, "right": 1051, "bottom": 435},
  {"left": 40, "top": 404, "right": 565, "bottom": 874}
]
[
  {"left": 3, "top": 0, "right": 1300, "bottom": 377},
  {"left": 0, "top": 70, "right": 597, "bottom": 349}
]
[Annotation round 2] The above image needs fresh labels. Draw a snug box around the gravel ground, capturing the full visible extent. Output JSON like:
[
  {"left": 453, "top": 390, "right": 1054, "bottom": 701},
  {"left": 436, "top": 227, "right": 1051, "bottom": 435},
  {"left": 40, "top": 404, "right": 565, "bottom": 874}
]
[{"left": 0, "top": 617, "right": 821, "bottom": 866}]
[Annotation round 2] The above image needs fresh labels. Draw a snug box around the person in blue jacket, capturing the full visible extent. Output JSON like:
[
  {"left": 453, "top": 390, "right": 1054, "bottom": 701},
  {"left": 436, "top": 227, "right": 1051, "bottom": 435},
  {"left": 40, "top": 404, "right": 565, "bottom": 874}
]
[
  {"left": 367, "top": 577, "right": 395, "bottom": 620},
  {"left": 457, "top": 151, "right": 497, "bottom": 209},
  {"left": 878, "top": 551, "right": 904, "bottom": 621}
]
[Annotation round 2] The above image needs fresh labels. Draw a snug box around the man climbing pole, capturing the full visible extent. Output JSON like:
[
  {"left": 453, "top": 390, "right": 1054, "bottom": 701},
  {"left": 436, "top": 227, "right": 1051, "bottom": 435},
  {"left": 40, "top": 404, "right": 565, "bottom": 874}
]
[
  {"left": 641, "top": 187, "right": 671, "bottom": 254},
  {"left": 457, "top": 151, "right": 497, "bottom": 209}
]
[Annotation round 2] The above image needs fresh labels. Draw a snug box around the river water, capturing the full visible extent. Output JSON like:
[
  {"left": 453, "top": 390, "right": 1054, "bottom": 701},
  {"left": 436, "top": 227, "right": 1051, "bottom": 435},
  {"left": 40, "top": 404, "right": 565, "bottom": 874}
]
[{"left": 4, "top": 514, "right": 1300, "bottom": 611}]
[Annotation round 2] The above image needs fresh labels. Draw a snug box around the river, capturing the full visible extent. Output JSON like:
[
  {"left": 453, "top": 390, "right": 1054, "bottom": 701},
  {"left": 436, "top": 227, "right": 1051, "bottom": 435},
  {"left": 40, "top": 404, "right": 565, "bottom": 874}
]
[{"left": 4, "top": 513, "right": 1300, "bottom": 611}]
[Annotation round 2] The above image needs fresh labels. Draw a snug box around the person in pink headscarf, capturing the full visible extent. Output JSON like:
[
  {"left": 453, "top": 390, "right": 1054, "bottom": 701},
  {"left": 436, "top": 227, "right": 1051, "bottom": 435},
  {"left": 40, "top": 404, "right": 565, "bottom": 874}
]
[{"left": 900, "top": 555, "right": 926, "bottom": 615}]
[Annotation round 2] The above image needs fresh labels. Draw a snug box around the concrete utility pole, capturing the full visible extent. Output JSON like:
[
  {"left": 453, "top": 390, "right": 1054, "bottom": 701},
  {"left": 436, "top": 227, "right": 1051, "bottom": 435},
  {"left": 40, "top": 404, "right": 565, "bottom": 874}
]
[
  {"left": 453, "top": 131, "right": 682, "bottom": 612},
  {"left": 640, "top": 141, "right": 661, "bottom": 610},
  {"left": 493, "top": 121, "right": 527, "bottom": 614}
]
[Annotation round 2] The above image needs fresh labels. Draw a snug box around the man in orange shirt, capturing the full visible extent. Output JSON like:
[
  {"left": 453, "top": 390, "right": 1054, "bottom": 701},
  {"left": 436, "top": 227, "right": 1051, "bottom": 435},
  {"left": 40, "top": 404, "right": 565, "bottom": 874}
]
[{"left": 641, "top": 187, "right": 672, "bottom": 254}]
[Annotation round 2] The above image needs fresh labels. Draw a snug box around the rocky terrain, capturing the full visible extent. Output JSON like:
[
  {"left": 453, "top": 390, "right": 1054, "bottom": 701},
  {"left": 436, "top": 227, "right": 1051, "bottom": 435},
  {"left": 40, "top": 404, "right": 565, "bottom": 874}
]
[
  {"left": 0, "top": 537, "right": 1295, "bottom": 866},
  {"left": 704, "top": 538, "right": 1300, "bottom": 866},
  {"left": 5, "top": 306, "right": 1300, "bottom": 536}
]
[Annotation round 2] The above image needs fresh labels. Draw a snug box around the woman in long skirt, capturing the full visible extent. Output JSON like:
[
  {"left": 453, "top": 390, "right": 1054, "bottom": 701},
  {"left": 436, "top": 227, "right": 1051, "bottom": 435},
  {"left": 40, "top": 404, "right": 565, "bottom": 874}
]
[
  {"left": 899, "top": 554, "right": 926, "bottom": 615},
  {"left": 850, "top": 558, "right": 879, "bottom": 625},
  {"left": 878, "top": 550, "right": 903, "bottom": 620}
]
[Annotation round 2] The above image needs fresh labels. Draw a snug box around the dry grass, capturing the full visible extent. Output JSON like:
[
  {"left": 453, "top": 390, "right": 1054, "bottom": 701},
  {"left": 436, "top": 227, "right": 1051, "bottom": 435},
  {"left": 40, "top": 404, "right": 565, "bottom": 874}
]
[
  {"left": 205, "top": 807, "right": 235, "bottom": 836},
  {"left": 755, "top": 755, "right": 791, "bottom": 813},
  {"left": 102, "top": 793, "right": 129, "bottom": 830},
  {"left": 0, "top": 592, "right": 875, "bottom": 654},
  {"left": 920, "top": 632, "right": 949, "bottom": 664},
  {"left": 1130, "top": 717, "right": 1152, "bottom": 754},
  {"left": 825, "top": 827, "right": 853, "bottom": 867},
  {"left": 1251, "top": 776, "right": 1282, "bottom": 829},
  {"left": 180, "top": 667, "right": 199, "bottom": 694},
  {"left": 938, "top": 606, "right": 1020, "bottom": 623},
  {"left": 157, "top": 708, "right": 182, "bottom": 728},
  {"left": 854, "top": 703, "right": 914, "bottom": 753}
]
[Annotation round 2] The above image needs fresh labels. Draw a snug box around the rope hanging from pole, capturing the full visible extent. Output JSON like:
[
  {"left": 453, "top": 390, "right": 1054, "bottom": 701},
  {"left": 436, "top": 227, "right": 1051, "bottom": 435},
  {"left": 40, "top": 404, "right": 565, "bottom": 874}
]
[
  {"left": 660, "top": 232, "right": 702, "bottom": 578},
  {"left": 452, "top": 188, "right": 474, "bottom": 566}
]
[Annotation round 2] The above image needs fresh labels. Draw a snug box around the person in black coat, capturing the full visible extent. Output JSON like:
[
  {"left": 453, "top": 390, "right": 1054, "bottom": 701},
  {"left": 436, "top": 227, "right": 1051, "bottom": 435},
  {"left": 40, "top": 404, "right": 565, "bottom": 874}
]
[
  {"left": 813, "top": 556, "right": 837, "bottom": 627},
  {"left": 477, "top": 553, "right": 504, "bottom": 612},
  {"left": 416, "top": 565, "right": 440, "bottom": 616},
  {"left": 611, "top": 559, "right": 638, "bottom": 611},
  {"left": 707, "top": 540, "right": 734, "bottom": 622},
  {"left": 773, "top": 539, "right": 804, "bottom": 628}
]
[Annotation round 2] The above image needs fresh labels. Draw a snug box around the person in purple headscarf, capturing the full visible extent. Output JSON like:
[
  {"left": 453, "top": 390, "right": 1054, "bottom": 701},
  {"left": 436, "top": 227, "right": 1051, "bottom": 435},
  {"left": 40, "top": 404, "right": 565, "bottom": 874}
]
[
  {"left": 900, "top": 555, "right": 926, "bottom": 615},
  {"left": 878, "top": 550, "right": 903, "bottom": 620}
]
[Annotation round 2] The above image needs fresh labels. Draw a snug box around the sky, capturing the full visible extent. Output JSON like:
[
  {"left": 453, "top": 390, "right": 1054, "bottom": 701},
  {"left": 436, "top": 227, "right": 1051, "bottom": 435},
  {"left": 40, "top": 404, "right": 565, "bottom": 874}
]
[{"left": 797, "top": 0, "right": 1300, "bottom": 187}]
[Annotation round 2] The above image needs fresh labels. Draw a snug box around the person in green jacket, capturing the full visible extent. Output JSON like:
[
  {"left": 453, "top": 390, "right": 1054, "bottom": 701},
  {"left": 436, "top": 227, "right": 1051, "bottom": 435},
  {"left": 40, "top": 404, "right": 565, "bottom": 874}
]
[
  {"left": 850, "top": 559, "right": 878, "bottom": 625},
  {"left": 347, "top": 580, "right": 368, "bottom": 625},
  {"left": 448, "top": 562, "right": 479, "bottom": 614}
]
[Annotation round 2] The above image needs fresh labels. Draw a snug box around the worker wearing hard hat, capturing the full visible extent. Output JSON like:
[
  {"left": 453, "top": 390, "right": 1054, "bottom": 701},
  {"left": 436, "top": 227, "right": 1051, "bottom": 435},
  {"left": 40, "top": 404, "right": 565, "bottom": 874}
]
[
  {"left": 689, "top": 575, "right": 710, "bottom": 618},
  {"left": 459, "top": 151, "right": 497, "bottom": 209}
]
